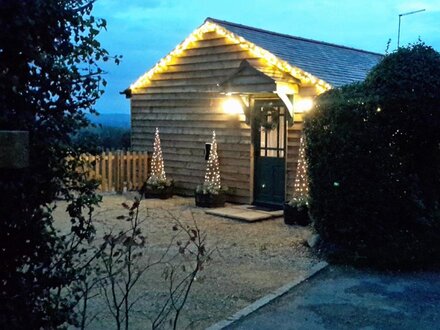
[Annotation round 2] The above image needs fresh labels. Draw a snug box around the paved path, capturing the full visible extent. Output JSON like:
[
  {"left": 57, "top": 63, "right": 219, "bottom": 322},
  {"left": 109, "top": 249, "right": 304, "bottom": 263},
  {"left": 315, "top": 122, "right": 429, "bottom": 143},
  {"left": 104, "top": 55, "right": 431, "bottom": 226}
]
[{"left": 227, "top": 266, "right": 440, "bottom": 330}]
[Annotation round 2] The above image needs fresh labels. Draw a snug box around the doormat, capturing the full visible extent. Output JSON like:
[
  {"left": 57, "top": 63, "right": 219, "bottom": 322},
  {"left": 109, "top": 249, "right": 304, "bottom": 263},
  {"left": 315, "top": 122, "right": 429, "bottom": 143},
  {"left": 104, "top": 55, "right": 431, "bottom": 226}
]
[{"left": 205, "top": 205, "right": 283, "bottom": 222}]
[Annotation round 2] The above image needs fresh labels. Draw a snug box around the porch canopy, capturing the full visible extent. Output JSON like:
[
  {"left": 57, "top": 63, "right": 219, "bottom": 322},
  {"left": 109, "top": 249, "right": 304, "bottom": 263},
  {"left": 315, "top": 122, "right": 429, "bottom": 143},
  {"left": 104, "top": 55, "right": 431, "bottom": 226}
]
[{"left": 218, "top": 60, "right": 299, "bottom": 118}]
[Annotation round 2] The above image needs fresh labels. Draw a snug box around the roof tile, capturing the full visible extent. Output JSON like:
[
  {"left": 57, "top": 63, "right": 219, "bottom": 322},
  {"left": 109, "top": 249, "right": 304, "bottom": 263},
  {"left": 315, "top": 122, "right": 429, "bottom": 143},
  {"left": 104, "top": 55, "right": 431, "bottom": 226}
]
[{"left": 207, "top": 18, "right": 383, "bottom": 87}]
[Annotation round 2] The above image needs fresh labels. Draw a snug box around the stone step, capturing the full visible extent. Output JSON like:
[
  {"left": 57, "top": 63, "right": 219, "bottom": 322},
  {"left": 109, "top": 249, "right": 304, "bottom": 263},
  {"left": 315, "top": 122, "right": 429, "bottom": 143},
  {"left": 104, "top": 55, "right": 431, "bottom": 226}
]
[{"left": 205, "top": 205, "right": 283, "bottom": 222}]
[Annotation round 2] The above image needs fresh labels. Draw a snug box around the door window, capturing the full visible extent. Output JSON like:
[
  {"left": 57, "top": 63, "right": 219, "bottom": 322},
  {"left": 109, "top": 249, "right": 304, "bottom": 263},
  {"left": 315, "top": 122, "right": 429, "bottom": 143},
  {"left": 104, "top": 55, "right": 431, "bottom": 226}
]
[{"left": 258, "top": 104, "right": 285, "bottom": 158}]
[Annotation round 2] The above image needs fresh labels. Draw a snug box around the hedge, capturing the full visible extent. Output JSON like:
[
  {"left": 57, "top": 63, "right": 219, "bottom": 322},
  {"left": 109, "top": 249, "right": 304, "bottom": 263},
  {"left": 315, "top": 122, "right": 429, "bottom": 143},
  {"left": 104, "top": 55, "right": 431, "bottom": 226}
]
[{"left": 304, "top": 43, "right": 440, "bottom": 268}]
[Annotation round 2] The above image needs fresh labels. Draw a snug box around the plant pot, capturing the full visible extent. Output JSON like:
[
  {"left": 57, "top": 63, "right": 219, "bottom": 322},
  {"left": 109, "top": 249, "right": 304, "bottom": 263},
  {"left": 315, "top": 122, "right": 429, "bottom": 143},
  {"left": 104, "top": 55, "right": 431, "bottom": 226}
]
[
  {"left": 144, "top": 184, "right": 173, "bottom": 199},
  {"left": 195, "top": 191, "right": 226, "bottom": 208},
  {"left": 284, "top": 203, "right": 310, "bottom": 226}
]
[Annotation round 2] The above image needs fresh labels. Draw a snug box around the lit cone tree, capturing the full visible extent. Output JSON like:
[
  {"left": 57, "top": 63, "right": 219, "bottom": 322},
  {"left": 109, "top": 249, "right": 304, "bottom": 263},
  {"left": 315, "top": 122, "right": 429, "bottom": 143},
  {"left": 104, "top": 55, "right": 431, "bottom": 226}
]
[
  {"left": 148, "top": 127, "right": 166, "bottom": 184},
  {"left": 204, "top": 130, "right": 221, "bottom": 193},
  {"left": 292, "top": 133, "right": 309, "bottom": 204}
]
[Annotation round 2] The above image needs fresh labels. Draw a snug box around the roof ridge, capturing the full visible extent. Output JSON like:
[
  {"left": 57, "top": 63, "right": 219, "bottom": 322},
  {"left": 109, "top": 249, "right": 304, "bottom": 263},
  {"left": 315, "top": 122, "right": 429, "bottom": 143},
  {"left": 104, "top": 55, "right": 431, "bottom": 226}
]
[{"left": 205, "top": 17, "right": 383, "bottom": 57}]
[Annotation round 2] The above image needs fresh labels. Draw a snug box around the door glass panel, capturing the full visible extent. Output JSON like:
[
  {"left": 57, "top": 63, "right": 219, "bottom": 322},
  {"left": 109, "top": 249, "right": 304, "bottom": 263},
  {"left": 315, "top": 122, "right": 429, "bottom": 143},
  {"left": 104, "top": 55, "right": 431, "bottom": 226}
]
[
  {"left": 258, "top": 104, "right": 285, "bottom": 158},
  {"left": 279, "top": 111, "right": 285, "bottom": 153}
]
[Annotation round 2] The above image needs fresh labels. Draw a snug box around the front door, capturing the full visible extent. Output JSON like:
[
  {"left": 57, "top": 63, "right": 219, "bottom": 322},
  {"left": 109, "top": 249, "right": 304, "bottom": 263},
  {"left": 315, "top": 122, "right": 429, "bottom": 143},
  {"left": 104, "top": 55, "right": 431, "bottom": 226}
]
[{"left": 253, "top": 100, "right": 286, "bottom": 207}]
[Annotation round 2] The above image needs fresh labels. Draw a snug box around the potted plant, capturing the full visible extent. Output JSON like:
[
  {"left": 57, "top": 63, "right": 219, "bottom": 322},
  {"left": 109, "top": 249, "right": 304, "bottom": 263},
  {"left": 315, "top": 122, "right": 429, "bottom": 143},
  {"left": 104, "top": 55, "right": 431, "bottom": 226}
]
[
  {"left": 142, "top": 127, "right": 173, "bottom": 199},
  {"left": 143, "top": 176, "right": 174, "bottom": 199},
  {"left": 195, "top": 130, "right": 227, "bottom": 208},
  {"left": 195, "top": 182, "right": 227, "bottom": 208},
  {"left": 284, "top": 196, "right": 310, "bottom": 226}
]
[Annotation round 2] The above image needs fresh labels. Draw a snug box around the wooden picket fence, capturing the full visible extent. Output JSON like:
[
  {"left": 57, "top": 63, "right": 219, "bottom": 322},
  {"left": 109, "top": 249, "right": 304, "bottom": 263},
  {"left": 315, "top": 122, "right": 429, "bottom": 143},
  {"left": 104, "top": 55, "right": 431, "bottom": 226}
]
[{"left": 81, "top": 150, "right": 149, "bottom": 193}]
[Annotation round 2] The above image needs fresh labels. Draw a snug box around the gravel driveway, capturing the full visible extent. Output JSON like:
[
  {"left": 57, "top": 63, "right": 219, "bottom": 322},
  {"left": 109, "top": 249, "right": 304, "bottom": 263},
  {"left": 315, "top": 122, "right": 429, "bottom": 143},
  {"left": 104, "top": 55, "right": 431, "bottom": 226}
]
[{"left": 53, "top": 194, "right": 319, "bottom": 329}]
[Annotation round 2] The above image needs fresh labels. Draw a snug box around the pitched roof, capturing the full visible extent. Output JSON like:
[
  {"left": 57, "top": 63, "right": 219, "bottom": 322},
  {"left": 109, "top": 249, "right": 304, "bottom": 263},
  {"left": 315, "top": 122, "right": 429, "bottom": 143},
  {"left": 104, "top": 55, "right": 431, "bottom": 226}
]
[{"left": 206, "top": 18, "right": 383, "bottom": 87}]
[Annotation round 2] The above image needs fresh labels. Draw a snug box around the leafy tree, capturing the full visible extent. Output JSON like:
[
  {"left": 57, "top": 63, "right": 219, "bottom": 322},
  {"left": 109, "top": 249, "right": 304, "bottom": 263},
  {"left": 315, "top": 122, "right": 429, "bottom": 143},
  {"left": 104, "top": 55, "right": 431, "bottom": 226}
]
[
  {"left": 0, "top": 0, "right": 120, "bottom": 327},
  {"left": 305, "top": 43, "right": 440, "bottom": 268}
]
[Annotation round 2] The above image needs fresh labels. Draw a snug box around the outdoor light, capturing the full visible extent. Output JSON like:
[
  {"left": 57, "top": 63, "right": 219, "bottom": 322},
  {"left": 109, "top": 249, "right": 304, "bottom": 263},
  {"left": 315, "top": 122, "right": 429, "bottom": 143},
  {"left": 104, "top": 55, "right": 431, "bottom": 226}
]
[
  {"left": 222, "top": 96, "right": 243, "bottom": 115},
  {"left": 295, "top": 98, "right": 314, "bottom": 112},
  {"left": 130, "top": 21, "right": 332, "bottom": 92}
]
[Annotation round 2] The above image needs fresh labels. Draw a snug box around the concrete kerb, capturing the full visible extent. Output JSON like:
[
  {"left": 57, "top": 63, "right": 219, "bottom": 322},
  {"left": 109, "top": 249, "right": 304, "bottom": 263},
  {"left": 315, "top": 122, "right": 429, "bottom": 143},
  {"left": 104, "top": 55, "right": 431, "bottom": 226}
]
[{"left": 206, "top": 261, "right": 329, "bottom": 330}]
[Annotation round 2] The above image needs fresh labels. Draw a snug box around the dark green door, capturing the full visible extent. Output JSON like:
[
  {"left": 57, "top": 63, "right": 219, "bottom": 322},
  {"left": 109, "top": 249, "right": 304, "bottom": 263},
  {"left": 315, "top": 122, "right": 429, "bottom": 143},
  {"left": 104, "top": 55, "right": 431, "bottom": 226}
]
[{"left": 253, "top": 100, "right": 286, "bottom": 207}]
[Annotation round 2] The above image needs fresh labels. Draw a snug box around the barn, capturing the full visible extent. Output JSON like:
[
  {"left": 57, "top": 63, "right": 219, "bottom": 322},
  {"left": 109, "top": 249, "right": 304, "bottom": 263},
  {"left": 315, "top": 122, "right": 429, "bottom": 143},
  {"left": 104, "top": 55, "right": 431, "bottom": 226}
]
[{"left": 124, "top": 18, "right": 383, "bottom": 207}]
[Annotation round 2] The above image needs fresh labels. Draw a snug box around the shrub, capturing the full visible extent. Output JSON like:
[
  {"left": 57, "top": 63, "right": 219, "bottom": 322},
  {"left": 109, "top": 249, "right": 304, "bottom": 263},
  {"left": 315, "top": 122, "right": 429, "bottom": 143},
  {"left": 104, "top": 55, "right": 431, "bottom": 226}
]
[
  {"left": 0, "top": 0, "right": 119, "bottom": 327},
  {"left": 305, "top": 43, "right": 440, "bottom": 268}
]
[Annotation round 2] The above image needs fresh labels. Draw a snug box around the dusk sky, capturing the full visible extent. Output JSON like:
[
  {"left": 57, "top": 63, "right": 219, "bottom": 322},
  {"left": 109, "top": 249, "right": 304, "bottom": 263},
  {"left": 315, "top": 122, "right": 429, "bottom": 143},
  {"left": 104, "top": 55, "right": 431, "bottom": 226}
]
[{"left": 93, "top": 0, "right": 440, "bottom": 115}]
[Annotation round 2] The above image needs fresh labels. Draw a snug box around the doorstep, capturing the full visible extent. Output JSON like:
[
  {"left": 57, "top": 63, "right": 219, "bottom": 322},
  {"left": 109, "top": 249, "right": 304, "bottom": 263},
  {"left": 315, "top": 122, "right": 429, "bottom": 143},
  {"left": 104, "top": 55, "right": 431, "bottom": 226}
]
[{"left": 205, "top": 204, "right": 283, "bottom": 222}]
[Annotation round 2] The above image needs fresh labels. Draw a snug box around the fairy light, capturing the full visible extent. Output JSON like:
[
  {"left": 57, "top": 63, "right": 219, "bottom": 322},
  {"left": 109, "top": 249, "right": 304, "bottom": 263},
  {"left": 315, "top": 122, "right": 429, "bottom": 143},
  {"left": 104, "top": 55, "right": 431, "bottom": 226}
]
[
  {"left": 130, "top": 21, "right": 332, "bottom": 92},
  {"left": 204, "top": 130, "right": 221, "bottom": 191},
  {"left": 150, "top": 127, "right": 166, "bottom": 181},
  {"left": 292, "top": 134, "right": 309, "bottom": 203}
]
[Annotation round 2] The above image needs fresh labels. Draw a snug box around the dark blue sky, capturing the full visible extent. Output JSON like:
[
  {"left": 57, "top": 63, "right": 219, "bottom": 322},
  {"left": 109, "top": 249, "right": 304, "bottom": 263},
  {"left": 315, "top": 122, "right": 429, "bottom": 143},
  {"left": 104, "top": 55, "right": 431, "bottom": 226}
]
[{"left": 93, "top": 0, "right": 440, "bottom": 114}]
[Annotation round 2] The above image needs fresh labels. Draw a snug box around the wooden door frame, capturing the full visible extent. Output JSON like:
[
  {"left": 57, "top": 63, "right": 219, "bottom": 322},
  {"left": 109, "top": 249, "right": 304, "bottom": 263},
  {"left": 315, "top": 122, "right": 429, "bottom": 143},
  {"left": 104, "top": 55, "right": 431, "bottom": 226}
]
[{"left": 249, "top": 96, "right": 288, "bottom": 206}]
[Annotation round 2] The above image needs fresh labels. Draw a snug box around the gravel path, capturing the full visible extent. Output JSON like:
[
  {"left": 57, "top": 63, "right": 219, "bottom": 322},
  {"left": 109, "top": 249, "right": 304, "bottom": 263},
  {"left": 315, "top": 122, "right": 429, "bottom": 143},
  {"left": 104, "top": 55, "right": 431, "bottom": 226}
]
[{"left": 53, "top": 194, "right": 320, "bottom": 329}]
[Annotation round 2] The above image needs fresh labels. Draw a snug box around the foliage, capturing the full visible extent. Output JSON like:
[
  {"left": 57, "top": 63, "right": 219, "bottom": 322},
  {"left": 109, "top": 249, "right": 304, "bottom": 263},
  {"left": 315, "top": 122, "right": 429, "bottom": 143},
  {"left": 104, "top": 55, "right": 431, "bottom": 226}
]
[
  {"left": 0, "top": 0, "right": 119, "bottom": 327},
  {"left": 195, "top": 182, "right": 229, "bottom": 195},
  {"left": 287, "top": 197, "right": 308, "bottom": 211},
  {"left": 305, "top": 43, "right": 440, "bottom": 268},
  {"left": 146, "top": 176, "right": 174, "bottom": 190},
  {"left": 73, "top": 125, "right": 131, "bottom": 154},
  {"left": 257, "top": 104, "right": 280, "bottom": 131},
  {"left": 99, "top": 198, "right": 147, "bottom": 330}
]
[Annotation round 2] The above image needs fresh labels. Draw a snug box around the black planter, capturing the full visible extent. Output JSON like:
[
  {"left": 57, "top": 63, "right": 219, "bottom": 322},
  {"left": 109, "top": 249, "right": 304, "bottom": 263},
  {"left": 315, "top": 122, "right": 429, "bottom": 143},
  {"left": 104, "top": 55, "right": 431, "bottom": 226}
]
[
  {"left": 195, "top": 191, "right": 226, "bottom": 208},
  {"left": 284, "top": 203, "right": 310, "bottom": 226},
  {"left": 144, "top": 184, "right": 173, "bottom": 199}
]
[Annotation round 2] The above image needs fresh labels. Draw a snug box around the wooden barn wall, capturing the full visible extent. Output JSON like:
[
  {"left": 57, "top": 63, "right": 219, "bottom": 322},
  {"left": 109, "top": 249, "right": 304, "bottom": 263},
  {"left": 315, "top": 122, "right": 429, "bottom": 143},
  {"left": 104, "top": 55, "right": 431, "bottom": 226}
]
[
  {"left": 130, "top": 30, "right": 273, "bottom": 203},
  {"left": 131, "top": 30, "right": 319, "bottom": 203}
]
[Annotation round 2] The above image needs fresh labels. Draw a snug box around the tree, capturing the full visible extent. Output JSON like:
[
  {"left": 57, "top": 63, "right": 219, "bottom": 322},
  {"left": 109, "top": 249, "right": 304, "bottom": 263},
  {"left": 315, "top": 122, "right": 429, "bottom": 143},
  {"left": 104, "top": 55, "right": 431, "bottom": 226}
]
[
  {"left": 204, "top": 130, "right": 221, "bottom": 192},
  {"left": 0, "top": 0, "right": 119, "bottom": 327}
]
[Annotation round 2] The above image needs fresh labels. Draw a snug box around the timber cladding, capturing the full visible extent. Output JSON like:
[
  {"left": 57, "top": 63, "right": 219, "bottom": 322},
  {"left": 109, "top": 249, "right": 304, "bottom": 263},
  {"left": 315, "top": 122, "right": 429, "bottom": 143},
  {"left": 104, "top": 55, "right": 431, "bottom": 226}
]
[{"left": 130, "top": 30, "right": 304, "bottom": 203}]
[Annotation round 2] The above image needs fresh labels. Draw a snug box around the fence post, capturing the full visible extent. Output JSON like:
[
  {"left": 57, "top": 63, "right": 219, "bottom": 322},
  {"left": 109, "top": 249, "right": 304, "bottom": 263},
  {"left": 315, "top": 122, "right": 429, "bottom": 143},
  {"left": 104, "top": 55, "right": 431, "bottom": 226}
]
[
  {"left": 143, "top": 151, "right": 148, "bottom": 183},
  {"left": 133, "top": 151, "right": 138, "bottom": 190},
  {"left": 101, "top": 151, "right": 107, "bottom": 192},
  {"left": 108, "top": 150, "right": 114, "bottom": 192},
  {"left": 94, "top": 154, "right": 101, "bottom": 190},
  {"left": 119, "top": 150, "right": 125, "bottom": 192},
  {"left": 115, "top": 150, "right": 120, "bottom": 192},
  {"left": 127, "top": 150, "right": 132, "bottom": 190}
]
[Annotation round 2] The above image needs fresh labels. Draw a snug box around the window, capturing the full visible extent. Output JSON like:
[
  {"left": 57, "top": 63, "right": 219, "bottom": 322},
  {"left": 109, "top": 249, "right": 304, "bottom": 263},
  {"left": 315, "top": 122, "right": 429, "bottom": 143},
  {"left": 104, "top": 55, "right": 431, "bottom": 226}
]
[{"left": 258, "top": 104, "right": 285, "bottom": 158}]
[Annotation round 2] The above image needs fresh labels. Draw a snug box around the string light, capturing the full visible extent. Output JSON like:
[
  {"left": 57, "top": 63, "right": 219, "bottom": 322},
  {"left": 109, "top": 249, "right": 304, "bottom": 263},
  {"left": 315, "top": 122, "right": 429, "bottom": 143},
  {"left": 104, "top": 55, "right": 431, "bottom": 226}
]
[
  {"left": 130, "top": 21, "right": 332, "bottom": 92},
  {"left": 149, "top": 127, "right": 166, "bottom": 182},
  {"left": 292, "top": 134, "right": 309, "bottom": 204},
  {"left": 204, "top": 130, "right": 221, "bottom": 192}
]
